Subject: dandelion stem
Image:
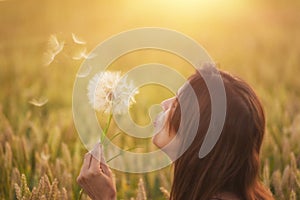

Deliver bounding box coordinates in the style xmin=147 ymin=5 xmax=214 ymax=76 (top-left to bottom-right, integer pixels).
xmin=78 ymin=189 xmax=83 ymax=200
xmin=101 ymin=113 xmax=113 ymax=143
xmin=107 ymin=146 xmax=139 ymax=163
xmin=104 ymin=131 xmax=122 ymax=146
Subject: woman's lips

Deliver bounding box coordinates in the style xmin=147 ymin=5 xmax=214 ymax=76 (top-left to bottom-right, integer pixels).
xmin=153 ymin=111 xmax=166 ymax=131
xmin=153 ymin=119 xmax=158 ymax=127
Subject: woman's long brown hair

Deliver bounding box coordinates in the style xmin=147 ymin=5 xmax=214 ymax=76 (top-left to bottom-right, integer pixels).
xmin=168 ymin=66 xmax=274 ymax=200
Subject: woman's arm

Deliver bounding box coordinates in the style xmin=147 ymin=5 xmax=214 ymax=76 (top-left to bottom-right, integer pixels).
xmin=77 ymin=144 xmax=116 ymax=200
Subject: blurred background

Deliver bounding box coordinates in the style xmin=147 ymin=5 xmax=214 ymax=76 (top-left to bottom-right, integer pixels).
xmin=0 ymin=0 xmax=300 ymax=199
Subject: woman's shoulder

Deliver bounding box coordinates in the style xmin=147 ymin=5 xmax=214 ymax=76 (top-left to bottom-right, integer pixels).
xmin=210 ymin=191 xmax=241 ymax=200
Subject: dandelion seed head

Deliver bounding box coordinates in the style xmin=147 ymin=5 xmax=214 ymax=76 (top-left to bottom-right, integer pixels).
xmin=87 ymin=71 xmax=139 ymax=115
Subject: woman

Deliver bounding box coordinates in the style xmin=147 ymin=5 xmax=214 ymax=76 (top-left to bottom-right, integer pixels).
xmin=77 ymin=64 xmax=274 ymax=200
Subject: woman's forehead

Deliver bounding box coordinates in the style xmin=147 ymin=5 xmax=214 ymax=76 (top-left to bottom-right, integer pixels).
xmin=177 ymin=85 xmax=184 ymax=95
xmin=176 ymin=81 xmax=196 ymax=98
xmin=177 ymin=82 xmax=188 ymax=95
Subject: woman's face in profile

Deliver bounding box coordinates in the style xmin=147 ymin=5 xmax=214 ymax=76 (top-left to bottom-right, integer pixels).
xmin=152 ymin=96 xmax=177 ymax=148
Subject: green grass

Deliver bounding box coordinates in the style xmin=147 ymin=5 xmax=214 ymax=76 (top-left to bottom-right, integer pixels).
xmin=0 ymin=0 xmax=300 ymax=199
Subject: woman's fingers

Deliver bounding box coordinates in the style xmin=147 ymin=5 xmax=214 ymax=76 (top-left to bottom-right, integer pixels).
xmin=88 ymin=142 xmax=107 ymax=165
xmin=89 ymin=142 xmax=103 ymax=174
xmin=77 ymin=153 xmax=92 ymax=184
xmin=79 ymin=143 xmax=110 ymax=178
xmin=89 ymin=153 xmax=102 ymax=174
xmin=77 ymin=144 xmax=117 ymax=200
xmin=82 ymin=153 xmax=92 ymax=171
xmin=90 ymin=142 xmax=102 ymax=161
xmin=100 ymin=162 xmax=112 ymax=177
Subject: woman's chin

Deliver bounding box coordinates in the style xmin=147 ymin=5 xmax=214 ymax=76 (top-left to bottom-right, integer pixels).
xmin=151 ymin=133 xmax=160 ymax=148
xmin=152 ymin=132 xmax=166 ymax=149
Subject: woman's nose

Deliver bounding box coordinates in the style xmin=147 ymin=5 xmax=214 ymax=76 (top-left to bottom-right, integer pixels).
xmin=161 ymin=97 xmax=175 ymax=111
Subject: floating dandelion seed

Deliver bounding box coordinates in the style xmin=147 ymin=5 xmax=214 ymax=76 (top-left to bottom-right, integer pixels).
xmin=43 ymin=34 xmax=64 ymax=66
xmin=72 ymin=33 xmax=86 ymax=45
xmin=73 ymin=47 xmax=96 ymax=60
xmin=87 ymin=71 xmax=139 ymax=115
xmin=29 ymin=97 xmax=48 ymax=107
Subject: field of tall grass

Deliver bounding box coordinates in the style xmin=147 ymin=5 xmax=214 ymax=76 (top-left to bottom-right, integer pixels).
xmin=0 ymin=0 xmax=300 ymax=199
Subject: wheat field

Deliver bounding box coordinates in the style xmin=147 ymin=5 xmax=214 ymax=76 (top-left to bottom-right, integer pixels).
xmin=0 ymin=0 xmax=300 ymax=199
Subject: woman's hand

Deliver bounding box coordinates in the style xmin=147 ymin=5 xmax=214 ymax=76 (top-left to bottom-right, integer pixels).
xmin=77 ymin=144 xmax=116 ymax=200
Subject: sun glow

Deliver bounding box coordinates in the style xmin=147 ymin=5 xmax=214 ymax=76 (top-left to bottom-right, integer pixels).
xmin=155 ymin=0 xmax=247 ymax=14
xmin=118 ymin=0 xmax=251 ymax=26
